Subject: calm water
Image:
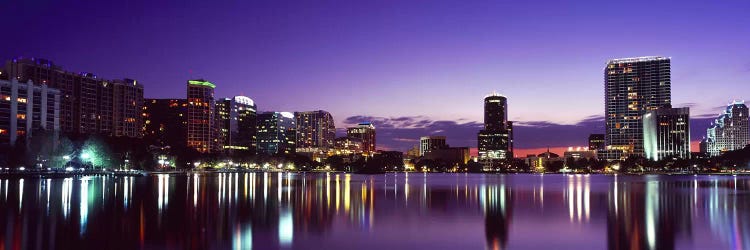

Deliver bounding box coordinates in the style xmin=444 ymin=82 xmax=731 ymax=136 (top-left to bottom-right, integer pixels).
xmin=0 ymin=173 xmax=749 ymax=249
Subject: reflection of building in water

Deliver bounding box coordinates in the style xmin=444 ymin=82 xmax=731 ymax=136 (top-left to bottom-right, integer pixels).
xmin=607 ymin=178 xmax=693 ymax=250
xmin=704 ymin=178 xmax=750 ymax=249
xmin=480 ymin=184 xmax=513 ymax=250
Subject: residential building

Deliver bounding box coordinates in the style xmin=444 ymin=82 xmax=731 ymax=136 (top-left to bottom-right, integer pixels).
xmin=4 ymin=57 xmax=143 ymax=138
xmin=0 ymin=79 xmax=60 ymax=146
xmin=295 ymin=110 xmax=335 ymax=153
xmin=604 ymin=56 xmax=671 ymax=160
xmin=347 ymin=122 xmax=376 ymax=155
xmin=702 ymin=101 xmax=749 ymax=156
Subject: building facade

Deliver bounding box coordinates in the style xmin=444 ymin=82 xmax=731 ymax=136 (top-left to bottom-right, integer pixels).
xmin=419 ymin=136 xmax=447 ymax=156
xmin=588 ymin=134 xmax=605 ymax=151
xmin=4 ymin=57 xmax=143 ymax=138
xmin=0 ymin=79 xmax=60 ymax=146
xmin=478 ymin=93 xmax=513 ymax=160
xmin=216 ymin=96 xmax=257 ymax=153
xmin=186 ymin=79 xmax=216 ymax=153
xmin=424 ymin=147 xmax=471 ymax=164
xmin=295 ymin=110 xmax=335 ymax=152
xmin=256 ymin=112 xmax=296 ymax=155
xmin=347 ymin=122 xmax=376 ymax=155
xmin=702 ymin=101 xmax=749 ymax=156
xmin=143 ymin=99 xmax=187 ymax=148
xmin=604 ymin=56 xmax=671 ymax=160
xmin=643 ymin=106 xmax=690 ymax=161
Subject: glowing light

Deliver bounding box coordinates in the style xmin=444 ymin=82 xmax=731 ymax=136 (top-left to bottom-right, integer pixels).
xmin=279 ymin=209 xmax=293 ymax=246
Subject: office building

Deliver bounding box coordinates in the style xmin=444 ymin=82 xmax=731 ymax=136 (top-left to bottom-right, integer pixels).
xmin=643 ymin=106 xmax=690 ymax=161
xmin=478 ymin=92 xmax=513 ymax=160
xmin=4 ymin=57 xmax=143 ymax=138
xmin=216 ymin=96 xmax=257 ymax=153
xmin=604 ymin=56 xmax=671 ymax=160
xmin=702 ymin=101 xmax=749 ymax=156
xmin=256 ymin=112 xmax=296 ymax=155
xmin=419 ymin=136 xmax=447 ymax=156
xmin=347 ymin=122 xmax=376 ymax=155
xmin=0 ymin=79 xmax=60 ymax=146
xmin=563 ymin=147 xmax=598 ymax=160
xmin=143 ymin=99 xmax=187 ymax=147
xmin=186 ymin=79 xmax=216 ymax=153
xmin=588 ymin=134 xmax=605 ymax=151
xmin=295 ymin=110 xmax=335 ymax=152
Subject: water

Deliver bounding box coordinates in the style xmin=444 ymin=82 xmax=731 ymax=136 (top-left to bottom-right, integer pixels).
xmin=0 ymin=173 xmax=748 ymax=249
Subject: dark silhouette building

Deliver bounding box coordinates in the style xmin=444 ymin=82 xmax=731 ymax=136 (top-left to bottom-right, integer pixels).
xmin=143 ymin=99 xmax=187 ymax=148
xmin=478 ymin=93 xmax=513 ymax=160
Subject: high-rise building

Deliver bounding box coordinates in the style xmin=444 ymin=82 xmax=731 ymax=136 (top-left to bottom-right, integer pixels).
xmin=143 ymin=99 xmax=187 ymax=147
xmin=5 ymin=57 xmax=144 ymax=138
xmin=478 ymin=93 xmax=513 ymax=160
xmin=295 ymin=110 xmax=335 ymax=151
xmin=347 ymin=122 xmax=376 ymax=155
xmin=186 ymin=79 xmax=216 ymax=153
xmin=643 ymin=106 xmax=690 ymax=161
xmin=588 ymin=134 xmax=605 ymax=151
xmin=256 ymin=112 xmax=296 ymax=155
xmin=216 ymin=96 xmax=257 ymax=153
xmin=702 ymin=101 xmax=749 ymax=156
xmin=0 ymin=79 xmax=60 ymax=146
xmin=604 ymin=56 xmax=671 ymax=160
xmin=419 ymin=136 xmax=447 ymax=156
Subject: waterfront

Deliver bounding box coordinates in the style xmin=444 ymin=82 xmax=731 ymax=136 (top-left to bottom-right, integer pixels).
xmin=0 ymin=173 xmax=749 ymax=249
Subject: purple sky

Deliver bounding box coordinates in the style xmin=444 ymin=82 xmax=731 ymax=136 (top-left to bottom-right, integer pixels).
xmin=3 ymin=0 xmax=749 ymax=152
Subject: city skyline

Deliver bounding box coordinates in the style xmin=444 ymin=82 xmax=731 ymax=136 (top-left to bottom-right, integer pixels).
xmin=3 ymin=0 xmax=749 ymax=154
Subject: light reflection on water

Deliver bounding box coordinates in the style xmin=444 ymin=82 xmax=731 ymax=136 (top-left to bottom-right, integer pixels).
xmin=0 ymin=173 xmax=749 ymax=249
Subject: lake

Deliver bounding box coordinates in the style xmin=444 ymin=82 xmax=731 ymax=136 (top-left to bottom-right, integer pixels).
xmin=0 ymin=173 xmax=748 ymax=249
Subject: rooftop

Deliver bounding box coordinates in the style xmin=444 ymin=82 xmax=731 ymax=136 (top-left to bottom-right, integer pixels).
xmin=607 ymin=56 xmax=670 ymax=64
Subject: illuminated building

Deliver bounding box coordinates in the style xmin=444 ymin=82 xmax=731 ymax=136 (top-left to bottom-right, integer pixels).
xmin=702 ymin=101 xmax=749 ymax=156
xmin=295 ymin=110 xmax=335 ymax=153
xmin=563 ymin=147 xmax=598 ymax=160
xmin=588 ymin=134 xmax=605 ymax=151
xmin=643 ymin=106 xmax=690 ymax=161
xmin=186 ymin=79 xmax=216 ymax=153
xmin=216 ymin=96 xmax=257 ymax=153
xmin=4 ymin=57 xmax=144 ymax=138
xmin=419 ymin=136 xmax=447 ymax=156
xmin=525 ymin=150 xmax=562 ymax=172
xmin=604 ymin=56 xmax=671 ymax=160
xmin=142 ymin=99 xmax=187 ymax=148
xmin=346 ymin=122 xmax=376 ymax=155
xmin=256 ymin=112 xmax=296 ymax=155
xmin=478 ymin=92 xmax=513 ymax=160
xmin=0 ymin=79 xmax=60 ymax=146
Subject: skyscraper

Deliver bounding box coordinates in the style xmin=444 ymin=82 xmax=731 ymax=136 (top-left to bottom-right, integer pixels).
xmin=419 ymin=136 xmax=447 ymax=156
xmin=216 ymin=96 xmax=257 ymax=153
xmin=478 ymin=93 xmax=513 ymax=160
xmin=347 ymin=122 xmax=376 ymax=155
xmin=295 ymin=110 xmax=335 ymax=151
xmin=143 ymin=99 xmax=187 ymax=148
xmin=643 ymin=106 xmax=690 ymax=161
xmin=186 ymin=79 xmax=216 ymax=153
xmin=256 ymin=112 xmax=296 ymax=155
xmin=702 ymin=101 xmax=749 ymax=156
xmin=5 ymin=57 xmax=144 ymax=138
xmin=604 ymin=56 xmax=671 ymax=160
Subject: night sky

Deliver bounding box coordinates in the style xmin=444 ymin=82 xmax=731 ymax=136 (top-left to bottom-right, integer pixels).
xmin=3 ymin=0 xmax=749 ymax=155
